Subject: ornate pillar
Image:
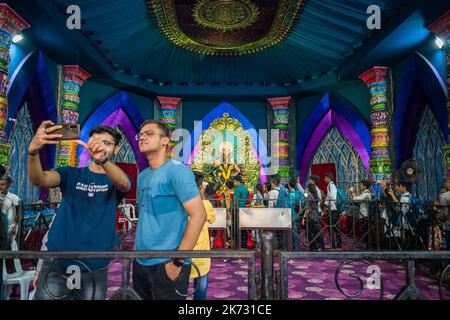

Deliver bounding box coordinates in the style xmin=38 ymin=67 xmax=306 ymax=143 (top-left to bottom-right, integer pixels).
xmin=56 ymin=65 xmax=91 ymax=167
xmin=156 ymin=96 xmax=181 ymax=158
xmin=0 ymin=3 xmax=30 ymax=165
xmin=428 ymin=11 xmax=450 ymax=174
xmin=359 ymin=66 xmax=392 ymax=181
xmin=267 ymin=96 xmax=291 ymax=184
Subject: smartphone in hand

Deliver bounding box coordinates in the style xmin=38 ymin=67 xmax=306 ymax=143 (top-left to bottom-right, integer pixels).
xmin=45 ymin=123 xmax=80 ymax=140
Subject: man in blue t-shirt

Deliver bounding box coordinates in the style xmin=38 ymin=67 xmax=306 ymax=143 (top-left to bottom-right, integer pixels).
xmin=27 ymin=121 xmax=131 ymax=300
xmin=134 ymin=119 xmax=206 ymax=300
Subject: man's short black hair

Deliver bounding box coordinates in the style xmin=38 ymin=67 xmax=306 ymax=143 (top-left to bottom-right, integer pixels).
xmin=139 ymin=119 xmax=170 ymax=138
xmin=0 ymin=175 xmax=12 ymax=184
xmin=271 ymin=174 xmax=281 ymax=186
xmin=235 ymin=175 xmax=243 ymax=183
xmin=225 ymin=179 xmax=235 ymax=190
xmin=324 ymin=172 xmax=334 ymax=181
xmin=360 ymin=180 xmax=371 ymax=189
xmin=89 ymin=125 xmax=121 ymax=145
xmin=288 ymin=177 xmax=297 ymax=189
xmin=255 ymin=184 xmax=263 ymax=193
xmin=310 ymin=175 xmax=320 ymax=184
xmin=205 ymin=183 xmax=216 ymax=197
xmin=194 ymin=171 xmax=204 ymax=189
xmin=397 ymin=180 xmax=412 ymax=192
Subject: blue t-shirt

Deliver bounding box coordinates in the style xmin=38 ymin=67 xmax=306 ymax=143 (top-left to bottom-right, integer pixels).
xmin=234 ymin=184 xmax=249 ymax=208
xmin=46 ymin=166 xmax=128 ymax=270
xmin=135 ymin=160 xmax=199 ymax=266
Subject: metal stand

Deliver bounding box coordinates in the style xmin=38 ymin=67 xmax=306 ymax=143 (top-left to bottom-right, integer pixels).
xmin=261 ymin=231 xmax=274 ymax=300
xmin=394 ymin=260 xmax=426 ymax=300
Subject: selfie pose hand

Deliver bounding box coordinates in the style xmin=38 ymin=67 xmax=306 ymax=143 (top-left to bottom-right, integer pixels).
xmin=76 ymin=137 xmax=109 ymax=164
xmin=28 ymin=121 xmax=63 ymax=155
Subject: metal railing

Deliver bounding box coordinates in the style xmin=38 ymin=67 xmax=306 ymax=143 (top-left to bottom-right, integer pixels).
xmin=0 ymin=250 xmax=257 ymax=300
xmin=275 ymin=248 xmax=450 ymax=300
xmin=209 ymin=197 xmax=449 ymax=252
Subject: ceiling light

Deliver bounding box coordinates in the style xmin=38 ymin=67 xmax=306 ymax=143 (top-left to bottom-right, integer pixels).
xmin=12 ymin=34 xmax=24 ymax=43
xmin=435 ymin=35 xmax=444 ymax=49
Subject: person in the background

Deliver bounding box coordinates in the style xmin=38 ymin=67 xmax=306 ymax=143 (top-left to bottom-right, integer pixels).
xmin=288 ymin=178 xmax=304 ymax=251
xmin=349 ymin=180 xmax=373 ymax=249
xmin=267 ymin=175 xmax=281 ymax=208
xmin=302 ymin=184 xmax=324 ymax=251
xmin=190 ymin=173 xmax=216 ymax=300
xmin=234 ymin=175 xmax=251 ymax=248
xmin=324 ymin=172 xmax=341 ymax=250
xmin=0 ymin=175 xmax=18 ymax=245
xmin=306 ymin=175 xmax=323 ymax=215
xmin=439 ymin=180 xmax=450 ymax=250
xmin=234 ymin=175 xmax=249 ymax=207
xmin=263 ymin=183 xmax=271 ymax=207
xmin=251 ymin=184 xmax=264 ymax=207
xmin=296 ymin=176 xmax=305 ymax=194
xmin=0 ymin=165 xmax=6 ymax=300
xmin=387 ymin=181 xmax=414 ymax=249
xmin=223 ymin=179 xmax=235 ymax=248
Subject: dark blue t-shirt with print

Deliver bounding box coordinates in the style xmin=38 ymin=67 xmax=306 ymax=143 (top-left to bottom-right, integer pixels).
xmin=46 ymin=166 xmax=128 ymax=270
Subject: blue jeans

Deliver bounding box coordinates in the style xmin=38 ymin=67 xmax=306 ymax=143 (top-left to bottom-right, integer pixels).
xmin=193 ymin=274 xmax=209 ymax=300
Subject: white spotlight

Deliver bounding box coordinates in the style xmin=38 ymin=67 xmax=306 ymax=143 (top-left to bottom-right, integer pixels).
xmin=435 ymin=35 xmax=444 ymax=49
xmin=12 ymin=34 xmax=24 ymax=43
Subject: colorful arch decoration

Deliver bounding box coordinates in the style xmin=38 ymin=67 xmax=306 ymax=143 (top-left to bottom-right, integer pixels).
xmin=297 ymin=93 xmax=371 ymax=184
xmin=78 ymin=91 xmax=147 ymax=170
xmin=394 ymin=52 xmax=448 ymax=168
xmin=7 ymin=50 xmax=57 ymax=169
xmin=186 ymin=102 xmax=268 ymax=183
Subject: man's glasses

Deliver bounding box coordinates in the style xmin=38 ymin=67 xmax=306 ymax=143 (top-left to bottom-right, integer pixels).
xmin=102 ymin=140 xmax=115 ymax=147
xmin=135 ymin=130 xmax=166 ymax=141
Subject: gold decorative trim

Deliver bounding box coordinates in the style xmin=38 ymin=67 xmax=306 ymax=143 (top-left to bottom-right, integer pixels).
xmin=147 ymin=0 xmax=306 ymax=56
xmin=192 ymin=0 xmax=259 ymax=32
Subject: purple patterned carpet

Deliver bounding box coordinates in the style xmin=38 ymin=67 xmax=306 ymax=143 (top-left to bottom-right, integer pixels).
xmin=106 ymin=232 xmax=446 ymax=300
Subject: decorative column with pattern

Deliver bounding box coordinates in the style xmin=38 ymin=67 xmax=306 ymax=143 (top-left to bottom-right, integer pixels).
xmin=267 ymin=96 xmax=291 ymax=184
xmin=428 ymin=11 xmax=450 ymax=173
xmin=157 ymin=96 xmax=181 ymax=158
xmin=56 ymin=65 xmax=91 ymax=167
xmin=359 ymin=66 xmax=392 ymax=181
xmin=0 ymin=3 xmax=30 ymax=165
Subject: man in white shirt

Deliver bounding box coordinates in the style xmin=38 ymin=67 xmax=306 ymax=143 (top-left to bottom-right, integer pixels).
xmin=324 ymin=172 xmax=341 ymax=249
xmin=0 ymin=176 xmax=18 ymax=245
xmin=349 ymin=180 xmax=373 ymax=248
xmin=268 ymin=176 xmax=281 ymax=208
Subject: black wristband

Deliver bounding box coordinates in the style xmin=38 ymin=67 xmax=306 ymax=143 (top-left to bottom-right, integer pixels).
xmin=94 ymin=157 xmax=109 ymax=166
xmin=28 ymin=150 xmax=39 ymax=156
xmin=172 ymin=258 xmax=185 ymax=267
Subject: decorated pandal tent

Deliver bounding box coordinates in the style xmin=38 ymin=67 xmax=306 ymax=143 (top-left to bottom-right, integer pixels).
xmin=0 ymin=0 xmax=446 ymax=212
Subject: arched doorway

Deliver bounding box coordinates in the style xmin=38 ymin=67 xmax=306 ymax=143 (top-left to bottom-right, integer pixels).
xmin=296 ymin=93 xmax=370 ymax=185
xmin=413 ymin=106 xmax=445 ymax=200
xmin=310 ymin=127 xmax=369 ymax=190
xmin=8 ymin=104 xmax=40 ymax=203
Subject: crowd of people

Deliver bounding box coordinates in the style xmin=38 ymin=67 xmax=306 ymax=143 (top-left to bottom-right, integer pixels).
xmin=203 ymin=170 xmax=450 ymax=254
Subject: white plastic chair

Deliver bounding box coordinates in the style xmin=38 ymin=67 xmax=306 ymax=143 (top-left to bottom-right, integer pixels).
xmin=122 ymin=204 xmax=137 ymax=231
xmin=2 ymin=240 xmax=35 ymax=300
